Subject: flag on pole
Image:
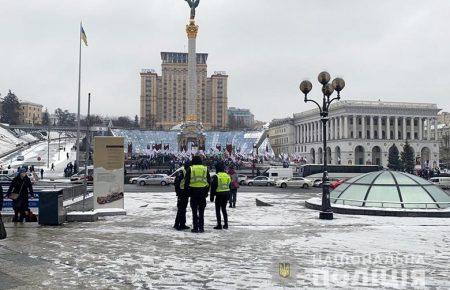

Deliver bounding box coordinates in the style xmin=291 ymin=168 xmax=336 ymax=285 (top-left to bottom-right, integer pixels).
xmin=80 ymin=24 xmax=88 ymax=46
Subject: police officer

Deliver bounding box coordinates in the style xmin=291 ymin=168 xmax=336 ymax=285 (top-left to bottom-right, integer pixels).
xmin=173 ymin=161 xmax=190 ymax=231
xmin=184 ymin=155 xmax=210 ymax=233
xmin=210 ymin=162 xmax=231 ymax=230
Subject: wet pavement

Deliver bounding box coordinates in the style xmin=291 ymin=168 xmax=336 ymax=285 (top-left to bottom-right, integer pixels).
xmin=0 ymin=188 xmax=449 ymax=289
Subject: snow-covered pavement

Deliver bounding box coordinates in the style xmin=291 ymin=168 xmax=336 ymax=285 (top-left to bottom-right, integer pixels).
xmin=0 ymin=138 xmax=76 ymax=179
xmin=0 ymin=189 xmax=449 ymax=289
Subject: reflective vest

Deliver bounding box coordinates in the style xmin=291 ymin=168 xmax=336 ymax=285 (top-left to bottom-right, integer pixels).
xmin=216 ymin=172 xmax=231 ymax=193
xmin=190 ymin=165 xmax=208 ymax=188
xmin=180 ymin=168 xmax=186 ymax=190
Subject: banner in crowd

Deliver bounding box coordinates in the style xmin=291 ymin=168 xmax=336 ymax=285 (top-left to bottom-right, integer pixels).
xmin=93 ymin=137 xmax=125 ymax=210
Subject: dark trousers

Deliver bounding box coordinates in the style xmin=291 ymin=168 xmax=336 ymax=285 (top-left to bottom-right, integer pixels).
xmin=190 ymin=195 xmax=206 ymax=231
xmin=229 ymin=188 xmax=237 ymax=207
xmin=174 ymin=195 xmax=189 ymax=227
xmin=13 ymin=210 xmax=26 ymax=222
xmin=215 ymin=194 xmax=229 ymax=226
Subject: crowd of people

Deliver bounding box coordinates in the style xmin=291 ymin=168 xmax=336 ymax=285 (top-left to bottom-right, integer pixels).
xmin=173 ymin=155 xmax=239 ymax=232
xmin=125 ymin=151 xmax=266 ymax=174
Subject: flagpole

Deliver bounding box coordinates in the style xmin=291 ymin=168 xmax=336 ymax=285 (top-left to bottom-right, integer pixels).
xmin=75 ymin=22 xmax=82 ymax=172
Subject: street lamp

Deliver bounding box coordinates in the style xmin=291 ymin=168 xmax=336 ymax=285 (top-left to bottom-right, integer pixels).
xmin=300 ymin=71 xmax=345 ymax=220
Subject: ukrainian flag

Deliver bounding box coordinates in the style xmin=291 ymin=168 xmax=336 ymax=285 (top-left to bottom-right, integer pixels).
xmin=80 ymin=24 xmax=88 ymax=46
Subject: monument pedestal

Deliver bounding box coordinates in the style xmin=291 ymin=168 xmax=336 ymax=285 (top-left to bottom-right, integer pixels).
xmin=178 ymin=121 xmax=206 ymax=151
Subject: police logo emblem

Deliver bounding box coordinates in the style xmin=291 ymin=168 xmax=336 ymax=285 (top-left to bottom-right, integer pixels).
xmin=279 ymin=262 xmax=290 ymax=278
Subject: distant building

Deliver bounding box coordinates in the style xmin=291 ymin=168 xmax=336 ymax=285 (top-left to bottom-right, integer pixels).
xmin=269 ymin=100 xmax=441 ymax=168
xmin=18 ymin=101 xmax=43 ymax=125
xmin=227 ymin=107 xmax=255 ymax=129
xmin=268 ymin=117 xmax=295 ymax=155
xmin=140 ymin=52 xmax=228 ymax=130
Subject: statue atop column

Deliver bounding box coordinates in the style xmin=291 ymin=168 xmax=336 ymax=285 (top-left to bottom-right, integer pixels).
xmin=185 ymin=0 xmax=200 ymax=20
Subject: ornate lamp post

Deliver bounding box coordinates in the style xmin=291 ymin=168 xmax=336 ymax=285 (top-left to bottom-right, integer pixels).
xmin=300 ymin=72 xmax=345 ymax=220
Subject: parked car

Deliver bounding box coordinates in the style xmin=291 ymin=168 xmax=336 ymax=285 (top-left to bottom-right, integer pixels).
xmin=429 ymin=176 xmax=450 ymax=189
xmin=238 ymin=174 xmax=248 ymax=185
xmin=245 ymin=176 xmax=275 ymax=186
xmin=138 ymin=174 xmax=171 ymax=186
xmin=129 ymin=174 xmax=151 ymax=184
xmin=70 ymin=168 xmax=94 ymax=185
xmin=276 ymin=177 xmax=313 ymax=189
xmin=313 ymin=179 xmax=323 ymax=187
xmin=16 ymin=155 xmax=25 ymax=161
xmin=330 ymin=179 xmax=345 ymax=189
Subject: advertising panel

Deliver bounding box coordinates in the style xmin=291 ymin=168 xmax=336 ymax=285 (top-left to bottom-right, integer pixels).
xmin=93 ymin=137 xmax=125 ymax=210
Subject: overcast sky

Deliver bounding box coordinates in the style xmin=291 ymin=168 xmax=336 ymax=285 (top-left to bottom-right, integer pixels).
xmin=1 ymin=0 xmax=449 ymax=122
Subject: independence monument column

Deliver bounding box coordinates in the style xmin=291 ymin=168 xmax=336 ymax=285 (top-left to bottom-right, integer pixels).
xmin=186 ymin=12 xmax=199 ymax=122
xmin=178 ymin=0 xmax=205 ymax=152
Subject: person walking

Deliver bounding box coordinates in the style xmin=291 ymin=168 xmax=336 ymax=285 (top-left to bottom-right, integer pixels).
xmin=185 ymin=155 xmax=210 ymax=233
xmin=210 ymin=162 xmax=231 ymax=230
xmin=228 ymin=166 xmax=239 ymax=208
xmin=173 ymin=161 xmax=191 ymax=231
xmin=7 ymin=167 xmax=34 ymax=223
xmin=40 ymin=168 xmax=44 ymax=180
xmin=51 ymin=163 xmax=55 ymax=171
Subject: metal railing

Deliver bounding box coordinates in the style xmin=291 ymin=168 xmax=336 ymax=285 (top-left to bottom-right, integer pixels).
xmin=331 ymin=197 xmax=450 ymax=209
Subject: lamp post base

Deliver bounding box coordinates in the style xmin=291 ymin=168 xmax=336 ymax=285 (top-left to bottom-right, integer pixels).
xmin=319 ymin=211 xmax=334 ymax=220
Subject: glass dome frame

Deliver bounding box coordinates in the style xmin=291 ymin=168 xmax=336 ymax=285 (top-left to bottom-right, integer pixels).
xmin=330 ymin=170 xmax=450 ymax=209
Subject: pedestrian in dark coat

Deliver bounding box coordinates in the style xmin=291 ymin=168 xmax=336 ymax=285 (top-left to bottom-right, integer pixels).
xmin=40 ymin=168 xmax=44 ymax=180
xmin=7 ymin=167 xmax=34 ymax=223
xmin=173 ymin=161 xmax=191 ymax=231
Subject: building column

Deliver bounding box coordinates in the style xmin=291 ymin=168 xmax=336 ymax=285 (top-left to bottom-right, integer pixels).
xmin=303 ymin=124 xmax=306 ymax=143
xmin=378 ymin=116 xmax=383 ymax=139
xmin=317 ymin=121 xmax=321 ymax=142
xmin=339 ymin=116 xmax=343 ymax=139
xmin=427 ymin=118 xmax=431 ymax=140
xmin=411 ymin=117 xmax=415 ymax=140
xmin=386 ymin=117 xmax=390 ymax=140
xmin=353 ymin=115 xmax=357 ymax=139
xmin=344 ymin=116 xmax=348 ymax=139
xmin=434 ymin=118 xmax=438 ymax=141
xmin=334 ymin=117 xmax=338 ymax=140
xmin=403 ymin=117 xmax=407 ymax=140
xmin=362 ymin=116 xmax=366 ymax=139
xmin=370 ymin=116 xmax=374 ymax=139
xmin=419 ymin=118 xmax=423 ymax=140
xmin=299 ymin=125 xmax=302 ymax=143
xmin=328 ymin=118 xmax=334 ymax=140
xmin=309 ymin=123 xmax=312 ymax=143
xmin=316 ymin=121 xmax=319 ymax=142
xmin=312 ymin=122 xmax=316 ymax=142
xmin=394 ymin=117 xmax=398 ymax=140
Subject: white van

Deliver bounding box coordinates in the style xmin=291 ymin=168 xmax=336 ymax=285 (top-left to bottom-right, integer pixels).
xmin=265 ymin=167 xmax=293 ymax=181
xmin=429 ymin=177 xmax=450 ymax=189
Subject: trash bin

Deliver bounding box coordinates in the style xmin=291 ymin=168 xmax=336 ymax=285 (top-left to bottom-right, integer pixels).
xmin=38 ymin=190 xmax=65 ymax=225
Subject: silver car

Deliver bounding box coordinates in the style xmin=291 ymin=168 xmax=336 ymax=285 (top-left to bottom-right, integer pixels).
xmin=138 ymin=174 xmax=171 ymax=186
xmin=245 ymin=176 xmax=275 ymax=186
xmin=130 ymin=174 xmax=151 ymax=184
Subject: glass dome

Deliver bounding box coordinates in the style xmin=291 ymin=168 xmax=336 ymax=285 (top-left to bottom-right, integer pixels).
xmin=330 ymin=171 xmax=450 ymax=209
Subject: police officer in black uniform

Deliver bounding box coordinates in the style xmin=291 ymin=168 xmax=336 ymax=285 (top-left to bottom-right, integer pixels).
xmin=184 ymin=155 xmax=211 ymax=233
xmin=173 ymin=161 xmax=190 ymax=230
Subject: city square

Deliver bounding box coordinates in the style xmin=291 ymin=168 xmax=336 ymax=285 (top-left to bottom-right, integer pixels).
xmin=1 ymin=0 xmax=450 ymax=289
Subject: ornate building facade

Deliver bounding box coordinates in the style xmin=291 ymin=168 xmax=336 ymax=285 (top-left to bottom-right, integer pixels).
xmin=269 ymin=100 xmax=441 ymax=168
xmin=140 ymin=52 xmax=228 ymax=130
